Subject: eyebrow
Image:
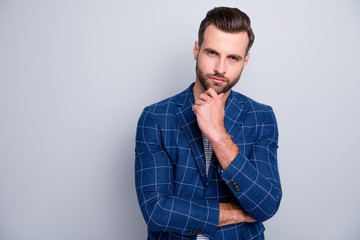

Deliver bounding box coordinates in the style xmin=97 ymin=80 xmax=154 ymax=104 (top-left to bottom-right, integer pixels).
xmin=202 ymin=47 xmax=243 ymax=60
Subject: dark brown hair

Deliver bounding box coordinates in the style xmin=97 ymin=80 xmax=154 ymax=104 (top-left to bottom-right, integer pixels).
xmin=198 ymin=7 xmax=255 ymax=54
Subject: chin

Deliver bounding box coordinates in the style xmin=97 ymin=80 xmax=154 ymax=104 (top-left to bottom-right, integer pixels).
xmin=211 ymin=83 xmax=227 ymax=94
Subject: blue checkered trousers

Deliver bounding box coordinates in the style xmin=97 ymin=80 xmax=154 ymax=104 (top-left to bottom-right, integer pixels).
xmin=135 ymin=84 xmax=282 ymax=240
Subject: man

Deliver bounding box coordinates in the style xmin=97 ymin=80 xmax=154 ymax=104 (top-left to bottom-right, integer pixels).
xmin=135 ymin=7 xmax=281 ymax=240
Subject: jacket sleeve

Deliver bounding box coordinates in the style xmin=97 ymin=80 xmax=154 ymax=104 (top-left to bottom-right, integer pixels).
xmin=220 ymin=106 xmax=282 ymax=222
xmin=135 ymin=108 xmax=219 ymax=238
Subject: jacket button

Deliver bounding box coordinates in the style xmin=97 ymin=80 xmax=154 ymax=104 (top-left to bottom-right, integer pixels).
xmin=235 ymin=186 xmax=241 ymax=193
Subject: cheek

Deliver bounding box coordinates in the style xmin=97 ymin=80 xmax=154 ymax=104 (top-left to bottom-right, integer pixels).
xmin=198 ymin=57 xmax=214 ymax=72
xmin=229 ymin=64 xmax=244 ymax=76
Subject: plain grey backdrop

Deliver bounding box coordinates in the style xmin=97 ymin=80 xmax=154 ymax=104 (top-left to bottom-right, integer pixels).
xmin=1 ymin=0 xmax=360 ymax=239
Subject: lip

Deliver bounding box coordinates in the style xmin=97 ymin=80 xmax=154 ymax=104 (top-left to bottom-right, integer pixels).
xmin=210 ymin=77 xmax=225 ymax=84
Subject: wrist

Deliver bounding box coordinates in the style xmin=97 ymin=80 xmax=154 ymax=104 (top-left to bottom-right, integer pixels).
xmin=210 ymin=131 xmax=239 ymax=170
xmin=208 ymin=127 xmax=229 ymax=146
xmin=218 ymin=203 xmax=234 ymax=227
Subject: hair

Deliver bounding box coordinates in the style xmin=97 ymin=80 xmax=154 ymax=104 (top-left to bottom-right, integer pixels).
xmin=198 ymin=7 xmax=255 ymax=54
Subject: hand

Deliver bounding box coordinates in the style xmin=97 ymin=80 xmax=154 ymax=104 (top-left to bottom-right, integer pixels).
xmin=192 ymin=88 xmax=239 ymax=170
xmin=218 ymin=202 xmax=256 ymax=227
xmin=192 ymin=88 xmax=226 ymax=141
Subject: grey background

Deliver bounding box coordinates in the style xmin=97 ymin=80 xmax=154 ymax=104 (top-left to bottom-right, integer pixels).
xmin=1 ymin=0 xmax=360 ymax=239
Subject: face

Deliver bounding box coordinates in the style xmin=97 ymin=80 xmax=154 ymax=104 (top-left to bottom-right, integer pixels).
xmin=193 ymin=24 xmax=250 ymax=95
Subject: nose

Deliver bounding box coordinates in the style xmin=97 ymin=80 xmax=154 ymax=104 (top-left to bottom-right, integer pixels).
xmin=214 ymin=57 xmax=227 ymax=75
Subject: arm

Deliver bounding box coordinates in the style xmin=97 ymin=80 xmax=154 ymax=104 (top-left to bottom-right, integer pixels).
xmin=135 ymin=107 xmax=219 ymax=238
xmin=219 ymin=109 xmax=281 ymax=222
xmin=192 ymin=88 xmax=282 ymax=222
xmin=218 ymin=202 xmax=256 ymax=227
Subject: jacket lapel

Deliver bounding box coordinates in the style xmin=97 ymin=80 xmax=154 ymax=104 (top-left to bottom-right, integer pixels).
xmin=175 ymin=85 xmax=207 ymax=186
xmin=223 ymin=91 xmax=248 ymax=139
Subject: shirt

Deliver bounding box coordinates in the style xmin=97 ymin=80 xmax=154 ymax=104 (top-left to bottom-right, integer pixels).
xmin=197 ymin=135 xmax=213 ymax=240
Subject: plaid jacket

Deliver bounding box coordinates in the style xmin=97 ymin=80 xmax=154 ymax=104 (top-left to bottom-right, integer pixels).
xmin=135 ymin=84 xmax=281 ymax=240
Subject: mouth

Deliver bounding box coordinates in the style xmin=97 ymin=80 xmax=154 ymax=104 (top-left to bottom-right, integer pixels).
xmin=210 ymin=77 xmax=225 ymax=84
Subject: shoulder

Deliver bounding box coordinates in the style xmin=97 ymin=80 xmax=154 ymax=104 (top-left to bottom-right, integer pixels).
xmin=230 ymin=91 xmax=274 ymax=113
xmin=229 ymin=91 xmax=277 ymax=130
xmin=230 ymin=91 xmax=278 ymax=139
xmin=139 ymin=85 xmax=191 ymax=124
xmin=142 ymin=91 xmax=184 ymax=115
xmin=143 ymin=96 xmax=176 ymax=116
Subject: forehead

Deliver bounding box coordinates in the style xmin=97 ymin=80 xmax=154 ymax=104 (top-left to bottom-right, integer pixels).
xmin=202 ymin=24 xmax=249 ymax=56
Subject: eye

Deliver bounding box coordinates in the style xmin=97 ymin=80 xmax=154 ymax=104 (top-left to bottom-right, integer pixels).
xmin=229 ymin=56 xmax=239 ymax=62
xmin=208 ymin=51 xmax=217 ymax=56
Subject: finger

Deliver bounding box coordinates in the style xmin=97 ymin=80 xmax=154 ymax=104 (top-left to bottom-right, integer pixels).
xmin=199 ymin=93 xmax=212 ymax=102
xmin=247 ymin=217 xmax=257 ymax=223
xmin=243 ymin=212 xmax=256 ymax=223
xmin=192 ymin=105 xmax=198 ymax=114
xmin=205 ymin=88 xmax=219 ymax=99
xmin=194 ymin=98 xmax=206 ymax=106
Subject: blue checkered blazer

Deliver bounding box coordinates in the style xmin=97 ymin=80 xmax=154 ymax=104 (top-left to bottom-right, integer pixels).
xmin=135 ymin=84 xmax=281 ymax=240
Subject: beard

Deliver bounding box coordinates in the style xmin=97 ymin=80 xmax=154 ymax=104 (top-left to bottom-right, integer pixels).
xmin=195 ymin=60 xmax=243 ymax=94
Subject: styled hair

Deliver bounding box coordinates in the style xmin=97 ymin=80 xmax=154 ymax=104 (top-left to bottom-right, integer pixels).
xmin=198 ymin=7 xmax=255 ymax=54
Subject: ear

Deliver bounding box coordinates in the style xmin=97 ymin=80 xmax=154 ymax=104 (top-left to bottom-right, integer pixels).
xmin=243 ymin=52 xmax=250 ymax=67
xmin=193 ymin=41 xmax=199 ymax=60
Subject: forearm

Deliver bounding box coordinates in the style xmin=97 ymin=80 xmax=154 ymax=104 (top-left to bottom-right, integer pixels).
xmin=220 ymin=152 xmax=282 ymax=222
xmin=210 ymin=114 xmax=281 ymax=222
xmin=209 ymin=130 xmax=239 ymax=171
xmin=218 ymin=202 xmax=256 ymax=227
xmin=137 ymin=190 xmax=219 ymax=237
xmin=136 ymin=138 xmax=219 ymax=237
xmin=207 ymin=131 xmax=281 ymax=222
xmin=209 ymin=139 xmax=281 ymax=222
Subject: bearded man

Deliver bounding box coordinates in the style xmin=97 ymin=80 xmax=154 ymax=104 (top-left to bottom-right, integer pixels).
xmin=135 ymin=7 xmax=282 ymax=240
